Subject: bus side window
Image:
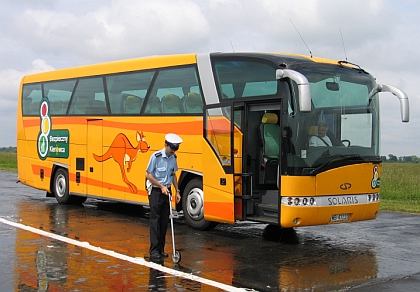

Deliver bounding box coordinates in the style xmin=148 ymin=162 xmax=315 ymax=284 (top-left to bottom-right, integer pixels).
xmin=150 ymin=66 xmax=203 ymax=115
xmin=105 ymin=70 xmax=155 ymax=115
xmin=69 ymin=77 xmax=105 ymax=115
xmin=30 ymin=102 xmax=40 ymax=115
xmin=22 ymin=97 xmax=32 ymax=115
xmin=73 ymin=97 xmax=90 ymax=114
xmin=22 ymin=84 xmax=42 ymax=116
xmin=44 ymin=79 xmax=77 ymax=116
xmin=86 ymin=100 xmax=107 ymax=115
xmin=50 ymin=100 xmax=64 ymax=115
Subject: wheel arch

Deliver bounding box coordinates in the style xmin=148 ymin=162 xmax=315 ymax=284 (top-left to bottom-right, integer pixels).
xmin=49 ymin=163 xmax=69 ymax=194
xmin=178 ymin=170 xmax=202 ymax=211
xmin=178 ymin=170 xmax=202 ymax=196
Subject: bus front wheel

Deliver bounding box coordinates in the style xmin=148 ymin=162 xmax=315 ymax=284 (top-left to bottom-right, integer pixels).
xmin=182 ymin=178 xmax=218 ymax=231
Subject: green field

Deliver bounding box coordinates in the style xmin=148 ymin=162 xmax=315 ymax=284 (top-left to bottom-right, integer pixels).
xmin=0 ymin=152 xmax=17 ymax=172
xmin=0 ymin=153 xmax=418 ymax=213
xmin=380 ymin=163 xmax=420 ymax=213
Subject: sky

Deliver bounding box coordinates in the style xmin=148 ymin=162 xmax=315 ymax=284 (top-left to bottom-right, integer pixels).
xmin=0 ymin=0 xmax=418 ymax=157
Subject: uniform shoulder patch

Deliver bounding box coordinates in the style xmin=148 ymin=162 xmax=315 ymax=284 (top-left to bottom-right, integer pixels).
xmin=154 ymin=152 xmax=162 ymax=157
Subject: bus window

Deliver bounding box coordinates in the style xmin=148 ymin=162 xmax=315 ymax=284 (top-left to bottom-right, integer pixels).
xmin=145 ymin=66 xmax=202 ymax=115
xmin=44 ymin=79 xmax=76 ymax=115
xmin=106 ymin=71 xmax=155 ymax=114
xmin=69 ymin=77 xmax=106 ymax=115
xmin=212 ymin=60 xmax=277 ymax=99
xmin=22 ymin=83 xmax=42 ymax=116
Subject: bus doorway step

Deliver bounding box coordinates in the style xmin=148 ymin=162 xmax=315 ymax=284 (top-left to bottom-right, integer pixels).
xmin=246 ymin=215 xmax=278 ymax=225
xmin=254 ymin=203 xmax=278 ymax=218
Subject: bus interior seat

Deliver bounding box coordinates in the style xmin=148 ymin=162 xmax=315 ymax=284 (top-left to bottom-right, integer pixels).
xmin=259 ymin=113 xmax=280 ymax=185
xmin=183 ymin=92 xmax=203 ymax=113
xmin=162 ymin=94 xmax=182 ymax=113
xmin=308 ymin=125 xmax=318 ymax=136
xmin=145 ymin=96 xmax=162 ymax=113
xmin=124 ymin=95 xmax=143 ymax=114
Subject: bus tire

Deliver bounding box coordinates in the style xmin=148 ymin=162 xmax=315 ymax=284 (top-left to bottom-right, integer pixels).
xmin=53 ymin=168 xmax=71 ymax=204
xmin=53 ymin=168 xmax=87 ymax=205
xmin=182 ymin=178 xmax=218 ymax=231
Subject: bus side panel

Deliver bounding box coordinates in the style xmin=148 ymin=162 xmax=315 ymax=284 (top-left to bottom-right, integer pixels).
xmin=17 ymin=139 xmax=36 ymax=186
xmin=202 ymin=139 xmax=235 ymax=224
xmin=17 ymin=117 xmax=52 ymax=192
xmin=100 ymin=126 xmax=151 ymax=203
xmin=64 ymin=119 xmax=88 ymax=196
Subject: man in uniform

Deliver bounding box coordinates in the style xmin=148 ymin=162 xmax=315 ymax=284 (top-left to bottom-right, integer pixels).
xmin=146 ymin=133 xmax=182 ymax=260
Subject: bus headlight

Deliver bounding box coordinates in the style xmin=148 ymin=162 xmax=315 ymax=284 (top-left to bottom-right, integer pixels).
xmin=282 ymin=197 xmax=316 ymax=206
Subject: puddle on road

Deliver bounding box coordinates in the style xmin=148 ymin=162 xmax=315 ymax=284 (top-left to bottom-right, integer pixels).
xmin=7 ymin=198 xmax=420 ymax=291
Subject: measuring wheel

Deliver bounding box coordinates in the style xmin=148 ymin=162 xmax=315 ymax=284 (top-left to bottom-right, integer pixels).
xmin=172 ymin=250 xmax=181 ymax=263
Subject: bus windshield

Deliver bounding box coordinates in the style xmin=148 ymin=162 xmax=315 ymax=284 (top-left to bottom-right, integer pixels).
xmin=286 ymin=64 xmax=380 ymax=175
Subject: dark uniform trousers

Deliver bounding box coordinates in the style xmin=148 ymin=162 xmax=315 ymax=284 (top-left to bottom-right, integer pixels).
xmin=148 ymin=187 xmax=170 ymax=254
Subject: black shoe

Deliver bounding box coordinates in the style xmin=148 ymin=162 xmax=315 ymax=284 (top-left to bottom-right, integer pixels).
xmin=160 ymin=252 xmax=168 ymax=257
xmin=150 ymin=252 xmax=161 ymax=260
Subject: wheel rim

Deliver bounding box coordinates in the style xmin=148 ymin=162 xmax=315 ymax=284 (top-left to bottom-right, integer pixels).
xmin=186 ymin=187 xmax=204 ymax=221
xmin=55 ymin=173 xmax=67 ymax=198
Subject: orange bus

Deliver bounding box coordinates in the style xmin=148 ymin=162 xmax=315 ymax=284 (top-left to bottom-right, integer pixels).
xmin=17 ymin=53 xmax=409 ymax=230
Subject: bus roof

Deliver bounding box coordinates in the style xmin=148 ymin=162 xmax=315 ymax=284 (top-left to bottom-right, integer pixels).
xmin=21 ymin=52 xmax=363 ymax=84
xmin=22 ymin=53 xmax=198 ymax=84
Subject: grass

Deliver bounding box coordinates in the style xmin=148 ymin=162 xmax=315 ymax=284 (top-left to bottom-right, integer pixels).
xmin=0 ymin=152 xmax=17 ymax=172
xmin=0 ymin=152 xmax=418 ymax=213
xmin=380 ymin=163 xmax=420 ymax=214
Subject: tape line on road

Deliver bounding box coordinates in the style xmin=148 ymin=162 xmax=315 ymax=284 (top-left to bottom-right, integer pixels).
xmin=0 ymin=217 xmax=249 ymax=292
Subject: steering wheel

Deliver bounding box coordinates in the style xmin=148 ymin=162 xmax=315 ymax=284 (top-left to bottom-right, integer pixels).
xmin=341 ymin=139 xmax=351 ymax=147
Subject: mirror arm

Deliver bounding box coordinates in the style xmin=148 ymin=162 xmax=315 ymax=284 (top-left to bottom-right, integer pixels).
xmin=276 ymin=69 xmax=311 ymax=112
xmin=373 ymin=84 xmax=410 ymax=122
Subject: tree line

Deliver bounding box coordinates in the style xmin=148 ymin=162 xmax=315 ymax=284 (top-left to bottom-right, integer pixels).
xmin=0 ymin=147 xmax=16 ymax=152
xmin=381 ymin=154 xmax=420 ymax=163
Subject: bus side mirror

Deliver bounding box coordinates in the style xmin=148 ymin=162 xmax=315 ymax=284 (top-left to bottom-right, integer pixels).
xmin=276 ymin=69 xmax=311 ymax=112
xmin=369 ymin=84 xmax=410 ymax=122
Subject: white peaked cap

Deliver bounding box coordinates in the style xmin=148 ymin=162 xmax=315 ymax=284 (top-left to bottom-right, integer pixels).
xmin=165 ymin=133 xmax=183 ymax=144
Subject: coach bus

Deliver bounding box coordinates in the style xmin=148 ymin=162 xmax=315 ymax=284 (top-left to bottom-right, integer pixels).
xmin=16 ymin=52 xmax=409 ymax=230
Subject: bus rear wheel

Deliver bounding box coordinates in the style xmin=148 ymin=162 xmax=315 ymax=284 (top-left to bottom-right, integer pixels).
xmin=182 ymin=178 xmax=218 ymax=231
xmin=53 ymin=168 xmax=86 ymax=205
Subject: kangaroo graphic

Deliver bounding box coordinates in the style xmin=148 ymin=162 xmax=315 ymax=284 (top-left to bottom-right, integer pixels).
xmin=93 ymin=131 xmax=150 ymax=193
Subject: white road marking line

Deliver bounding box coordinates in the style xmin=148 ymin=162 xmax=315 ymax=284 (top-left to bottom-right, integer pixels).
xmin=0 ymin=217 xmax=251 ymax=292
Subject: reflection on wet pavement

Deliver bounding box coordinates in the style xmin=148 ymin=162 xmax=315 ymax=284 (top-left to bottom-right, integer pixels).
xmin=1 ymin=170 xmax=420 ymax=291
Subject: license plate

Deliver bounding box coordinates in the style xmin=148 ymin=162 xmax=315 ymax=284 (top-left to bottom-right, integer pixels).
xmin=330 ymin=213 xmax=350 ymax=223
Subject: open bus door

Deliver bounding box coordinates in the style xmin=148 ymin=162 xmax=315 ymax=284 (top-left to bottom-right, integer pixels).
xmin=239 ymin=101 xmax=283 ymax=225
xmin=202 ymin=103 xmax=237 ymax=224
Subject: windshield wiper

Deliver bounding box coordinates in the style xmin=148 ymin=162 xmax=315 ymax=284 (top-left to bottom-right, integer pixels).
xmin=309 ymin=154 xmax=364 ymax=176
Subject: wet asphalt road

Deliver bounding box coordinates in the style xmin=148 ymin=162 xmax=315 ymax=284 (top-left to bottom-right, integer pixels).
xmin=1 ymin=170 xmax=420 ymax=291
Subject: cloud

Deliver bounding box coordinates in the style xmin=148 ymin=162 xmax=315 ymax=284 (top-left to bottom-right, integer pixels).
xmin=0 ymin=59 xmax=54 ymax=146
xmin=11 ymin=0 xmax=210 ymax=63
xmin=0 ymin=0 xmax=418 ymax=156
